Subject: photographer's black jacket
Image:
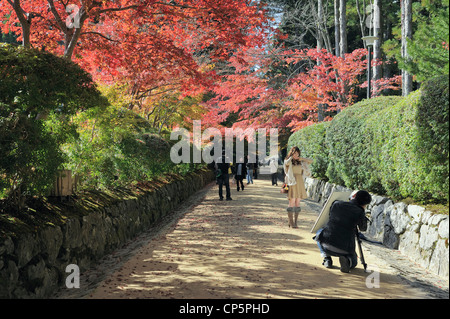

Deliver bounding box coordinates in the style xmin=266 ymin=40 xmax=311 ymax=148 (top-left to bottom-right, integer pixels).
xmin=318 ymin=200 xmax=367 ymax=253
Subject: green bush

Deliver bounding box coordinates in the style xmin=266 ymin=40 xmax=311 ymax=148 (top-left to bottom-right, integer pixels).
xmin=325 ymin=96 xmax=403 ymax=193
xmin=63 ymin=104 xmax=202 ymax=191
xmin=416 ymin=75 xmax=449 ymax=201
xmin=0 ymin=45 xmax=106 ymax=206
xmin=368 ymin=92 xmax=423 ymax=200
xmin=287 ymin=121 xmax=330 ymax=180
xmin=288 ymin=76 xmax=449 ymax=203
xmin=63 ymin=105 xmax=168 ymax=189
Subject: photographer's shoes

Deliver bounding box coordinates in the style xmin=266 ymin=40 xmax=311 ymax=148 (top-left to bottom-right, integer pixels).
xmin=339 ymin=256 xmax=352 ymax=273
xmin=322 ymin=257 xmax=333 ymax=268
xmin=321 ymin=256 xmax=353 ymax=272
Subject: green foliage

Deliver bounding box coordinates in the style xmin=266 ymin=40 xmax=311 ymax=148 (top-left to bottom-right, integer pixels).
xmin=415 ymin=76 xmax=449 ymax=200
xmin=64 ymin=105 xmax=165 ymax=189
xmin=287 ymin=121 xmax=330 ymax=180
xmin=326 ymin=96 xmax=403 ymax=193
xmin=0 ymin=44 xmax=107 ymax=118
xmin=386 ymin=1 xmax=450 ymax=82
xmin=368 ymin=92 xmax=423 ymax=200
xmin=405 ymin=2 xmax=449 ymax=81
xmin=288 ymin=77 xmax=449 ymax=203
xmin=368 ymin=77 xmax=448 ymax=203
xmin=63 ymin=103 xmax=202 ymax=191
xmin=0 ymin=44 xmax=106 ymax=206
xmin=0 ymin=108 xmax=65 ymax=205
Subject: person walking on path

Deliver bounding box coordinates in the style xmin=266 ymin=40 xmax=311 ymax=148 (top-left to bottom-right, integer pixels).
xmin=234 ymin=158 xmax=246 ymax=192
xmin=253 ymin=155 xmax=259 ymax=179
xmin=283 ymin=146 xmax=312 ymax=228
xmin=269 ymin=157 xmax=279 ymax=186
xmin=215 ymin=151 xmax=232 ymax=201
xmin=246 ymin=156 xmax=254 ymax=185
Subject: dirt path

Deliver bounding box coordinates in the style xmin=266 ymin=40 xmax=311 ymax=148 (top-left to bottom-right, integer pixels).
xmin=55 ymin=178 xmax=449 ymax=299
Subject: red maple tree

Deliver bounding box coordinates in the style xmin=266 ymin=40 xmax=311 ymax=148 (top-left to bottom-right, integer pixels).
xmin=204 ymin=46 xmax=401 ymax=132
xmin=1 ymin=0 xmax=269 ymax=102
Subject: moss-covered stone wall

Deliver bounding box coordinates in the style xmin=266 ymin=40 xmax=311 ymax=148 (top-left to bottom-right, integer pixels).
xmin=0 ymin=169 xmax=214 ymax=298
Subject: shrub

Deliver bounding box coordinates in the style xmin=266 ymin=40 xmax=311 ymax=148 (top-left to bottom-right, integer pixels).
xmin=369 ymin=78 xmax=449 ymax=203
xmin=289 ymin=76 xmax=448 ymax=203
xmin=0 ymin=109 xmax=64 ymax=206
xmin=0 ymin=45 xmax=106 ymax=206
xmin=287 ymin=121 xmax=330 ymax=180
xmin=416 ymin=75 xmax=449 ymax=201
xmin=368 ymin=92 xmax=422 ymax=200
xmin=63 ymin=104 xmax=202 ymax=191
xmin=63 ymin=105 xmax=171 ymax=189
xmin=325 ymin=96 xmax=403 ymax=193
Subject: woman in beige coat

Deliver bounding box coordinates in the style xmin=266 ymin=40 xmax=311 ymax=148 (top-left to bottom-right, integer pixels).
xmin=283 ymin=146 xmax=313 ymax=228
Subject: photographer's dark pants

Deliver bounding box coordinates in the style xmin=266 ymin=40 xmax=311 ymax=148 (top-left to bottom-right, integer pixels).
xmin=218 ymin=174 xmax=231 ymax=199
xmin=315 ymin=229 xmax=358 ymax=269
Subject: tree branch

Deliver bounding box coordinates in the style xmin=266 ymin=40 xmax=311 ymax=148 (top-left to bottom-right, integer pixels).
xmin=47 ymin=0 xmax=67 ymax=31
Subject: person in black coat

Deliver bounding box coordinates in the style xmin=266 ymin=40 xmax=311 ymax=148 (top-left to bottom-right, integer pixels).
xmin=315 ymin=190 xmax=372 ymax=273
xmin=234 ymin=157 xmax=247 ymax=192
xmin=214 ymin=151 xmax=232 ymax=201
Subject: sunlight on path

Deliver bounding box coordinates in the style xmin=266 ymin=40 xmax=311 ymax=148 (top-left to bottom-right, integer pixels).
xmin=87 ymin=178 xmax=430 ymax=299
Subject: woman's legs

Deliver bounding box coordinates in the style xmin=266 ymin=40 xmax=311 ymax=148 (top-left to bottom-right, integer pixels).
xmin=287 ymin=197 xmax=296 ymax=227
xmin=293 ymin=198 xmax=301 ymax=228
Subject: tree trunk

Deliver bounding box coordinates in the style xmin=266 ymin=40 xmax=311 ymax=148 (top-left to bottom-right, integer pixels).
xmin=10 ymin=0 xmax=31 ymax=48
xmin=339 ymin=0 xmax=347 ymax=57
xmin=317 ymin=0 xmax=324 ymax=50
xmin=317 ymin=0 xmax=325 ymax=121
xmin=401 ymin=0 xmax=413 ymax=96
xmin=373 ymin=0 xmax=382 ymax=94
xmin=334 ymin=0 xmax=340 ymax=56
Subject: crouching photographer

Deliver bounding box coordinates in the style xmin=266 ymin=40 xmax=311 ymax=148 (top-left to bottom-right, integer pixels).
xmin=314 ymin=190 xmax=372 ymax=273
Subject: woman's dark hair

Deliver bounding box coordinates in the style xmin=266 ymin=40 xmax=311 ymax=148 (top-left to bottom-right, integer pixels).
xmin=288 ymin=146 xmax=301 ymax=165
xmin=354 ymin=190 xmax=372 ymax=207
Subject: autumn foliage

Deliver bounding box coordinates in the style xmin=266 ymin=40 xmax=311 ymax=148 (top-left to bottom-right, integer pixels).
xmin=0 ymin=0 xmax=268 ymax=101
xmin=1 ymin=0 xmax=402 ymax=132
xmin=204 ymin=46 xmax=401 ymax=132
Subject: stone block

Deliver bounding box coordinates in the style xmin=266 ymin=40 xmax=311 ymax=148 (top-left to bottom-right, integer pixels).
xmin=390 ymin=202 xmax=410 ymax=235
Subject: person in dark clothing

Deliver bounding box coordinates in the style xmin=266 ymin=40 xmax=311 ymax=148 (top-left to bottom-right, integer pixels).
xmin=215 ymin=152 xmax=232 ymax=201
xmin=246 ymin=157 xmax=254 ymax=185
xmin=315 ymin=190 xmax=372 ymax=273
xmin=234 ymin=157 xmax=246 ymax=192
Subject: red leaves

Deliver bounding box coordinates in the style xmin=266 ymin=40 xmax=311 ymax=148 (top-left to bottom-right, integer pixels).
xmin=283 ymin=48 xmax=369 ymax=130
xmin=206 ymin=46 xmax=401 ymax=132
xmin=1 ymin=0 xmax=269 ymax=99
xmin=204 ymin=47 xmax=368 ymax=131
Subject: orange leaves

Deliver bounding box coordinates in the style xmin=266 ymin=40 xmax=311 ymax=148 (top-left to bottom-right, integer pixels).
xmin=204 ymin=46 xmax=374 ymax=132
xmin=0 ymin=0 xmax=269 ymax=98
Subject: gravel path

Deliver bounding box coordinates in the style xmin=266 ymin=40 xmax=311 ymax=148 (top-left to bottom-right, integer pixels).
xmin=54 ymin=178 xmax=449 ymax=299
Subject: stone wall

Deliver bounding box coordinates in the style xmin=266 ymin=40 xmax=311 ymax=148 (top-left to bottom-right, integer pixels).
xmin=0 ymin=169 xmax=214 ymax=299
xmin=304 ymin=177 xmax=449 ymax=279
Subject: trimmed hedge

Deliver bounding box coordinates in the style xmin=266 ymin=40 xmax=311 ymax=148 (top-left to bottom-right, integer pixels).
xmin=326 ymin=96 xmax=403 ymax=194
xmin=415 ymin=75 xmax=449 ymax=200
xmin=287 ymin=76 xmax=449 ymax=203
xmin=287 ymin=121 xmax=330 ymax=180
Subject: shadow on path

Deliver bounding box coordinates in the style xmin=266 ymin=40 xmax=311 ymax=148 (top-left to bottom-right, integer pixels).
xmin=55 ymin=176 xmax=449 ymax=299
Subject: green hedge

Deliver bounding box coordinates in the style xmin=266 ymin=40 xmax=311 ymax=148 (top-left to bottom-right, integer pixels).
xmin=416 ymin=75 xmax=449 ymax=200
xmin=288 ymin=76 xmax=449 ymax=203
xmin=326 ymin=96 xmax=403 ymax=194
xmin=287 ymin=121 xmax=330 ymax=180
xmin=0 ymin=44 xmax=107 ymax=206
